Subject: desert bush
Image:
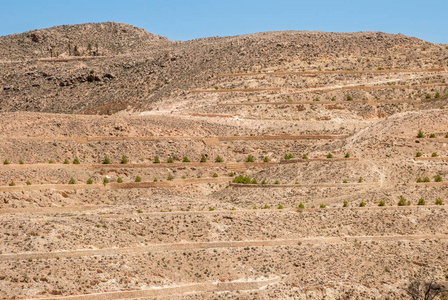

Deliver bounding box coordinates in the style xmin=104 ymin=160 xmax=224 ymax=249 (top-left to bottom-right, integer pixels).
xmin=343 ymin=201 xmax=348 ymax=207
xmin=416 ymin=152 xmax=422 ymax=157
xmin=73 ymin=157 xmax=80 ymax=164
xmin=26 ymin=180 xmax=32 ymax=185
xmin=358 ymin=177 xmax=363 ymax=183
xmin=229 ymin=172 xmax=234 ymax=177
xmin=167 ymin=174 xmax=174 ymax=181
xmin=417 ymin=130 xmax=424 ymax=138
xmin=425 ymin=93 xmax=431 ymax=99
xmin=63 ymin=159 xmax=70 ymax=164
xmin=417 ymin=178 xmax=423 ymax=183
xmin=167 ymin=157 xmax=174 ymax=163
xmin=434 ymin=174 xmax=442 ymax=182
xmin=347 ymin=95 xmax=353 ymax=101
xmin=135 ymin=176 xmax=142 ymax=182
xmin=431 ymin=152 xmax=437 ymax=157
xmin=87 ymin=178 xmax=93 ymax=184
xmin=154 ymin=156 xmax=160 ymax=163
xmin=209 ymin=207 xmax=215 ymax=211
xmin=117 ymin=177 xmax=123 ymax=183
xmin=429 ymin=133 xmax=436 ymax=138
xmin=246 ymin=155 xmax=255 ymax=162
xmin=200 ymin=155 xmax=206 ymax=163
xmin=68 ymin=177 xmax=76 ymax=184
xmin=345 ymin=153 xmax=350 ymax=158
xmin=435 ymin=92 xmax=440 ymax=98
xmin=9 ymin=181 xmax=15 ymax=186
xmin=263 ymin=156 xmax=269 ymax=162
xmin=233 ymin=175 xmax=251 ymax=184
xmin=378 ymin=200 xmax=385 ymax=206
xmin=398 ymin=196 xmax=407 ymax=206
xmin=212 ymin=173 xmax=218 ymax=178
xmin=274 ymin=180 xmax=280 ymax=184
xmin=418 ymin=198 xmax=425 ymax=205
xmin=327 ymin=153 xmax=333 ymax=159
xmin=261 ymin=179 xmax=266 ymax=185
xmin=320 ymin=204 xmax=326 ymax=208
xmin=19 ymin=160 xmax=24 ymax=164
xmin=446 ymin=133 xmax=448 ymax=138
xmin=359 ymin=201 xmax=366 ymax=207
xmin=435 ymin=198 xmax=443 ymax=205
xmin=262 ymin=204 xmax=270 ymax=209
xmin=182 ymin=156 xmax=190 ymax=163
xmin=103 ymin=156 xmax=110 ymax=164
xmin=137 ymin=209 xmax=143 ymax=213
xmin=284 ymin=153 xmax=294 ymax=160
xmin=215 ymin=156 xmax=223 ymax=163
xmin=423 ymin=177 xmax=431 ymax=182
xmin=302 ymin=154 xmax=308 ymax=159
xmin=153 ymin=178 xmax=158 ymax=182
xmin=49 ymin=159 xmax=54 ymax=164
xmin=103 ymin=177 xmax=109 ymax=184
xmin=121 ymin=156 xmax=128 ymax=164
xmin=277 ymin=204 xmax=284 ymax=209
xmin=3 ymin=159 xmax=9 ymax=165
xmin=298 ymin=203 xmax=305 ymax=209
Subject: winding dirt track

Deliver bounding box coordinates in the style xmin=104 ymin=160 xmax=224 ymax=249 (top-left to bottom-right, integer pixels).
xmin=26 ymin=277 xmax=281 ymax=300
xmin=3 ymin=235 xmax=448 ymax=261
xmin=215 ymin=68 xmax=447 ymax=77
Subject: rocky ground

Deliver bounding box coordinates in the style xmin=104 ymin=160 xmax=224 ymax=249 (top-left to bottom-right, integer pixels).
xmin=0 ymin=23 xmax=448 ymax=299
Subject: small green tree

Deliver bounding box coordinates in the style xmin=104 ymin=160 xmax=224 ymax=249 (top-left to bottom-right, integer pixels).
xmin=103 ymin=156 xmax=111 ymax=164
xmin=135 ymin=176 xmax=142 ymax=182
xmin=346 ymin=95 xmax=353 ymax=101
xmin=343 ymin=200 xmax=348 ymax=207
xmin=250 ymin=178 xmax=257 ymax=184
xmin=298 ymin=203 xmax=305 ymax=209
xmin=153 ymin=177 xmax=158 ymax=182
xmin=434 ymin=174 xmax=442 ymax=182
xmin=274 ymin=180 xmax=280 ymax=184
xmin=425 ymin=93 xmax=431 ymax=99
xmin=103 ymin=177 xmax=109 ymax=184
xmin=63 ymin=159 xmax=70 ymax=164
xmin=431 ymin=152 xmax=438 ymax=157
xmin=200 ymin=155 xmax=206 ymax=163
xmin=302 ymin=154 xmax=308 ymax=159
xmin=417 ymin=178 xmax=423 ymax=183
xmin=215 ymin=156 xmax=223 ymax=163
xmin=26 ymin=180 xmax=32 ymax=186
xmin=49 ymin=159 xmax=54 ymax=164
xmin=68 ymin=177 xmax=76 ymax=184
xmin=435 ymin=198 xmax=443 ymax=205
xmin=263 ymin=156 xmax=269 ymax=162
xmin=87 ymin=178 xmax=93 ymax=184
xmin=418 ymin=198 xmax=425 ymax=205
xmin=423 ymin=177 xmax=431 ymax=182
xmin=284 ymin=153 xmax=294 ymax=160
xmin=261 ymin=179 xmax=266 ymax=185
xmin=343 ymin=179 xmax=348 ymax=183
xmin=9 ymin=181 xmax=15 ymax=186
xmin=429 ymin=133 xmax=436 ymax=138
xmin=327 ymin=153 xmax=333 ymax=159
xmin=416 ymin=152 xmax=422 ymax=157
xmin=167 ymin=157 xmax=174 ymax=163
xmin=167 ymin=174 xmax=174 ymax=181
xmin=358 ymin=177 xmax=363 ymax=183
xmin=120 ymin=155 xmax=128 ymax=164
xmin=378 ymin=200 xmax=385 ymax=206
xmin=3 ymin=159 xmax=10 ymax=165
xmin=154 ymin=156 xmax=160 ymax=163
xmin=345 ymin=153 xmax=350 ymax=158
xmin=277 ymin=204 xmax=284 ymax=209
xmin=117 ymin=177 xmax=123 ymax=183
xmin=359 ymin=201 xmax=366 ymax=207
xmin=320 ymin=203 xmax=326 ymax=208
xmin=417 ymin=130 xmax=424 ymax=138
xmin=19 ymin=160 xmax=24 ymax=164
xmin=73 ymin=157 xmax=80 ymax=164
xmin=182 ymin=157 xmax=190 ymax=163
xmin=398 ymin=196 xmax=407 ymax=206
xmin=246 ymin=155 xmax=255 ymax=163
xmin=212 ymin=173 xmax=218 ymax=178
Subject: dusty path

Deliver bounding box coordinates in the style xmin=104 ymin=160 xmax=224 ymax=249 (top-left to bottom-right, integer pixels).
xmin=26 ymin=277 xmax=280 ymax=300
xmin=3 ymin=235 xmax=447 ymax=261
xmin=215 ymin=68 xmax=447 ymax=77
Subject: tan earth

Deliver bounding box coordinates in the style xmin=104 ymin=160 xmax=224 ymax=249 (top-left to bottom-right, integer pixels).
xmin=0 ymin=22 xmax=448 ymax=299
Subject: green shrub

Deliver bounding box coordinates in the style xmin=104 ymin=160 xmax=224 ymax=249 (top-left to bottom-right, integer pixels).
xmin=416 ymin=152 xmax=422 ymax=157
xmin=431 ymin=152 xmax=437 ymax=157
xmin=212 ymin=173 xmax=218 ymax=178
xmin=284 ymin=153 xmax=294 ymax=160
xmin=274 ymin=180 xmax=280 ymax=184
xmin=343 ymin=179 xmax=348 ymax=183
xmin=298 ymin=203 xmax=305 ymax=209
xmin=327 ymin=153 xmax=333 ymax=159
xmin=246 ymin=155 xmax=255 ymax=163
xmin=253 ymin=205 xmax=257 ymax=209
xmin=295 ymin=181 xmax=298 ymax=184
xmin=416 ymin=178 xmax=423 ymax=183
xmin=446 ymin=133 xmax=448 ymax=138
xmin=215 ymin=156 xmax=223 ymax=163
xmin=167 ymin=157 xmax=174 ymax=163
xmin=314 ymin=97 xmax=320 ymax=101
xmin=103 ymin=177 xmax=109 ymax=184
xmin=103 ymin=156 xmax=110 ymax=164
xmin=425 ymin=93 xmax=431 ymax=99
xmin=429 ymin=133 xmax=436 ymax=138
xmin=209 ymin=207 xmax=215 ymax=211
xmin=117 ymin=177 xmax=123 ymax=183
xmin=263 ymin=156 xmax=269 ymax=162
xmin=346 ymin=95 xmax=353 ymax=101
xmin=135 ymin=176 xmax=142 ymax=182
xmin=9 ymin=181 xmax=15 ymax=186
xmin=26 ymin=180 xmax=32 ymax=186
xmin=229 ymin=172 xmax=234 ymax=177
xmin=417 ymin=130 xmax=424 ymax=138
xmin=137 ymin=209 xmax=143 ymax=213
xmin=154 ymin=156 xmax=160 ymax=164
xmin=277 ymin=204 xmax=284 ymax=209
xmin=87 ymin=178 xmax=93 ymax=184
xmin=358 ymin=177 xmax=363 ymax=183
xmin=200 ymin=155 xmax=206 ymax=163
xmin=434 ymin=174 xmax=442 ymax=182
xmin=418 ymin=198 xmax=425 ymax=205
xmin=261 ymin=179 xmax=266 ymax=185
xmin=398 ymin=196 xmax=407 ymax=206
xmin=3 ymin=159 xmax=9 ymax=165
xmin=120 ymin=155 xmax=128 ymax=164
xmin=19 ymin=160 xmax=24 ymax=164
xmin=167 ymin=174 xmax=174 ymax=181
xmin=251 ymin=178 xmax=257 ymax=184
xmin=73 ymin=157 xmax=80 ymax=164
xmin=331 ymin=97 xmax=336 ymax=101
xmin=262 ymin=204 xmax=270 ymax=209
xmin=423 ymin=177 xmax=430 ymax=182
xmin=359 ymin=201 xmax=366 ymax=207
xmin=378 ymin=67 xmax=382 ymax=70
xmin=233 ymin=175 xmax=252 ymax=184
xmin=378 ymin=200 xmax=385 ymax=206
xmin=182 ymin=157 xmax=190 ymax=163
xmin=63 ymin=159 xmax=70 ymax=164
xmin=435 ymin=92 xmax=441 ymax=98
xmin=153 ymin=177 xmax=158 ymax=182
xmin=214 ymin=86 xmax=219 ymax=90
xmin=302 ymin=154 xmax=308 ymax=159
xmin=320 ymin=204 xmax=326 ymax=208
xmin=49 ymin=160 xmax=54 ymax=164
xmin=68 ymin=177 xmax=76 ymax=184
xmin=345 ymin=153 xmax=350 ymax=158
xmin=343 ymin=201 xmax=348 ymax=207
xmin=435 ymin=198 xmax=443 ymax=205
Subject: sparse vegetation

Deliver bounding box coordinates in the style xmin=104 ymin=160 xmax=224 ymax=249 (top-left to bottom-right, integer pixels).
xmin=429 ymin=133 xmax=436 ymax=138
xmin=345 ymin=153 xmax=350 ymax=158
xmin=320 ymin=204 xmax=326 ymax=208
xmin=435 ymin=198 xmax=443 ymax=205
xmin=263 ymin=156 xmax=269 ymax=162
xmin=135 ymin=176 xmax=142 ymax=182
xmin=87 ymin=178 xmax=93 ymax=184
xmin=417 ymin=198 xmax=425 ymax=205
xmin=434 ymin=174 xmax=442 ymax=182
xmin=246 ymin=155 xmax=255 ymax=162
xmin=154 ymin=156 xmax=160 ymax=163
xmin=182 ymin=156 xmax=190 ymax=163
xmin=200 ymin=155 xmax=206 ymax=163
xmin=9 ymin=181 xmax=15 ymax=186
xmin=378 ymin=200 xmax=385 ymax=206
xmin=167 ymin=174 xmax=174 ymax=181
xmin=284 ymin=153 xmax=294 ymax=160
xmin=359 ymin=201 xmax=366 ymax=207
xmin=167 ymin=157 xmax=174 ymax=163
xmin=63 ymin=159 xmax=70 ymax=164
xmin=117 ymin=177 xmax=123 ymax=183
xmin=417 ymin=130 xmax=424 ymax=138
xmin=423 ymin=177 xmax=430 ymax=182
xmin=431 ymin=152 xmax=437 ymax=157
xmin=103 ymin=177 xmax=109 ymax=184
xmin=215 ymin=156 xmax=223 ymax=163
xmin=120 ymin=155 xmax=128 ymax=164
xmin=398 ymin=196 xmax=407 ymax=206
xmin=274 ymin=180 xmax=280 ymax=184
xmin=298 ymin=203 xmax=305 ymax=209
xmin=73 ymin=157 xmax=80 ymax=164
xmin=103 ymin=156 xmax=110 ymax=164
xmin=416 ymin=152 xmax=422 ymax=157
xmin=277 ymin=204 xmax=284 ymax=209
xmin=68 ymin=177 xmax=76 ymax=184
xmin=26 ymin=180 xmax=32 ymax=186
xmin=343 ymin=200 xmax=348 ymax=207
xmin=302 ymin=154 xmax=308 ymax=159
xmin=212 ymin=173 xmax=218 ymax=178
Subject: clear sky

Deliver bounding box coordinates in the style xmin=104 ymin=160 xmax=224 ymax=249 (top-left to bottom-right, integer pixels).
xmin=0 ymin=0 xmax=447 ymax=44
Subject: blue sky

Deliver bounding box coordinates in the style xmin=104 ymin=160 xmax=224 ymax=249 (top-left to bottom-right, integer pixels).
xmin=0 ymin=0 xmax=447 ymax=43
